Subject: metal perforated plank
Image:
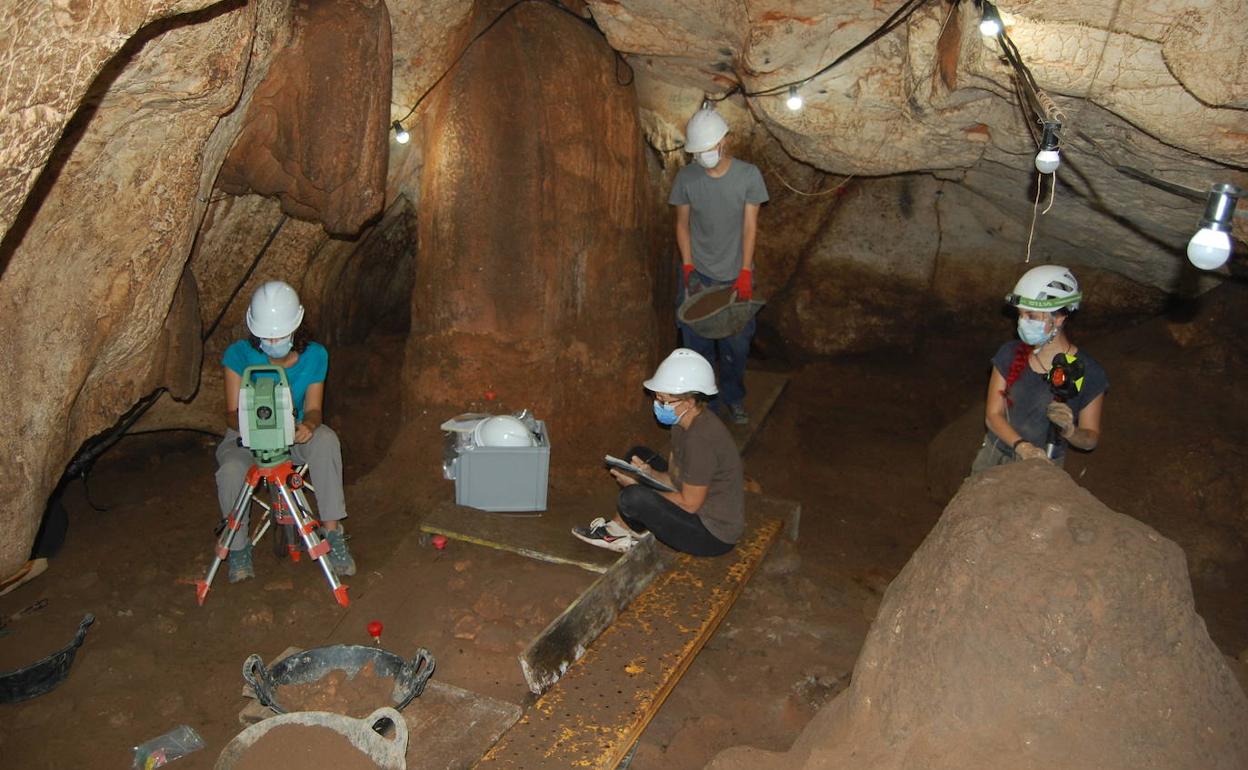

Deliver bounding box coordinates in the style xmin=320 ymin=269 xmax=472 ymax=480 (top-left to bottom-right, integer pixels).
xmin=477 ymin=513 xmax=785 ymax=769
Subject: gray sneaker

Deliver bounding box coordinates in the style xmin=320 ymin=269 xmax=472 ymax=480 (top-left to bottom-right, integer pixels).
xmin=727 ymin=403 xmax=749 ymax=425
xmin=324 ymin=529 xmax=357 ymax=576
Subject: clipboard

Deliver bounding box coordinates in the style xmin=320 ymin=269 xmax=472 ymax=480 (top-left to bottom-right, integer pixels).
xmin=604 ymin=454 xmax=676 ymax=493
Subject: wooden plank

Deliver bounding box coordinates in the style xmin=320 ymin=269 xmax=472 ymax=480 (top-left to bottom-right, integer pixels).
xmin=476 ymin=509 xmax=786 ymax=769
xmin=421 ymin=499 xmax=619 ymax=574
xmin=519 ymin=536 xmax=673 ymax=695
xmin=728 ymin=369 xmax=790 ymax=454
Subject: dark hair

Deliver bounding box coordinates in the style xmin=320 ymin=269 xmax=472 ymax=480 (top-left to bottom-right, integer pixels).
xmin=673 ymin=391 xmax=712 ymax=404
xmin=249 ymin=326 xmax=313 ymax=354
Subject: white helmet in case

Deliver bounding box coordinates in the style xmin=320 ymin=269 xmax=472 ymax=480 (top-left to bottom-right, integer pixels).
xmin=684 ymin=108 xmax=729 ymax=154
xmin=474 ymin=415 xmax=535 ymax=447
xmin=246 ymin=281 xmax=305 ymax=338
xmin=1006 ymin=265 xmax=1082 ymax=312
xmin=643 ymin=348 xmax=718 ymax=396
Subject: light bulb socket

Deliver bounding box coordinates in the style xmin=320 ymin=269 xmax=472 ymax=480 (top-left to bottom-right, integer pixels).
xmin=392 ymin=120 xmax=410 ymax=144
xmin=978 ymin=1 xmax=1003 ymax=35
xmin=1039 ymin=121 xmax=1061 ymax=152
xmin=1197 ymin=183 xmax=1242 ymax=232
xmin=785 ymin=85 xmax=803 ymax=111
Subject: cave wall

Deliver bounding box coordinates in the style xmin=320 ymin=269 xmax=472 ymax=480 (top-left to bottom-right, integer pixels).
xmin=408 ymin=1 xmax=661 ymax=463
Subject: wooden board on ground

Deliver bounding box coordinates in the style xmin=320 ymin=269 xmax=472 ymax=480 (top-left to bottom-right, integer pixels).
xmin=520 ymin=535 xmax=674 ymax=695
xmin=421 ymin=498 xmax=620 ymax=574
xmin=476 ymin=503 xmax=790 ymax=769
xmin=728 ymin=369 xmax=789 ymax=453
xmin=239 ymin=649 xmax=522 ymax=770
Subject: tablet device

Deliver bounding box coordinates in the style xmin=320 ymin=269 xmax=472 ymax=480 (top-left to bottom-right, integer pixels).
xmin=604 ymin=454 xmax=676 ymax=493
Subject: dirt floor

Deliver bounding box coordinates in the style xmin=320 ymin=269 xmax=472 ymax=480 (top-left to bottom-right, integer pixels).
xmin=1 ymin=326 xmax=1245 ymax=769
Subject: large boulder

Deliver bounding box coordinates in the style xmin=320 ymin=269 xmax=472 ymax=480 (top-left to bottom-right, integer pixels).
xmin=707 ymin=461 xmax=1248 ymax=770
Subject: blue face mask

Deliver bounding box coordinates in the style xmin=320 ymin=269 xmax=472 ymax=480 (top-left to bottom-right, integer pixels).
xmin=653 ymin=399 xmax=682 ymax=426
xmin=1017 ymin=317 xmax=1054 ymax=346
xmin=260 ymin=336 xmax=293 ymax=358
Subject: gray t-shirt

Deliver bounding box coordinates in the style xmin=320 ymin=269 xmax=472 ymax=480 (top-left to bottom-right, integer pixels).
xmin=989 ymin=341 xmax=1109 ymax=459
xmin=670 ymin=408 xmax=745 ymax=543
xmin=668 ymin=159 xmax=770 ymax=282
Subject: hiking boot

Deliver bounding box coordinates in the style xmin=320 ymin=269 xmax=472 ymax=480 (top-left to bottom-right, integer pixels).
xmin=572 ymin=517 xmax=638 ymax=553
xmin=325 ymin=529 xmax=357 ymax=576
xmin=227 ymin=545 xmax=255 ymax=584
xmin=727 ymin=402 xmax=749 ymax=425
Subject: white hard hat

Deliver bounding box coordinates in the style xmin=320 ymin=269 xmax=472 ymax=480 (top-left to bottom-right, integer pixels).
xmin=474 ymin=415 xmax=535 ymax=447
xmin=684 ymin=108 xmax=729 ymax=154
xmin=643 ymin=348 xmax=718 ymax=396
xmin=246 ymin=281 xmax=305 ymax=338
xmin=1006 ymin=265 xmax=1082 ymax=312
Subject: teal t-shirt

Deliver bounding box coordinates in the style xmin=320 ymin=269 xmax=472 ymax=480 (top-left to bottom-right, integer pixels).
xmin=222 ymin=340 xmax=328 ymax=421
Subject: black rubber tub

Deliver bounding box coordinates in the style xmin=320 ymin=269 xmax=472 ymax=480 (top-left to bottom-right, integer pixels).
xmin=243 ymin=643 xmax=435 ymax=714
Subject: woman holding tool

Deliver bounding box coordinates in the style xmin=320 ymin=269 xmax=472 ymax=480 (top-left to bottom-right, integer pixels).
xmin=971 ymin=265 xmax=1108 ymax=473
xmin=214 ymin=280 xmax=356 ymax=582
xmin=573 ymin=349 xmax=744 ymax=556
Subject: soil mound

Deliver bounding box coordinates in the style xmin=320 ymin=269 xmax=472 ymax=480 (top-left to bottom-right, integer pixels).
xmin=705 ymin=461 xmax=1248 ymax=770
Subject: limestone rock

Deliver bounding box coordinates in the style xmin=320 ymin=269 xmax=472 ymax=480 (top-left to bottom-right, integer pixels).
xmin=217 ymin=0 xmax=392 ymax=235
xmin=0 ymin=0 xmax=222 ymax=236
xmin=0 ymin=1 xmax=261 ymax=576
xmin=706 ymin=462 xmax=1248 ymax=770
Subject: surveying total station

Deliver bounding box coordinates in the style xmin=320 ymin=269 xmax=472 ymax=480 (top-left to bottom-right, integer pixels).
xmin=195 ymin=365 xmax=349 ymax=607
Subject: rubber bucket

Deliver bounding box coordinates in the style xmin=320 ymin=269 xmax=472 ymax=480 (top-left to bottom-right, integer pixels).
xmin=243 ymin=644 xmax=435 ymax=715
xmin=215 ymin=706 xmax=407 ymax=769
xmin=678 ymin=285 xmax=766 ymax=340
xmin=0 ymin=613 xmax=94 ymax=704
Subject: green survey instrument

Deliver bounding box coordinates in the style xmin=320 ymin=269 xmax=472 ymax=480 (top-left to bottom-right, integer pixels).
xmin=238 ymin=365 xmax=296 ymax=466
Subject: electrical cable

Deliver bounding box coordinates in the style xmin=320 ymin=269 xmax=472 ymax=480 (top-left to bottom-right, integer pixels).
xmin=704 ymin=0 xmax=933 ymax=103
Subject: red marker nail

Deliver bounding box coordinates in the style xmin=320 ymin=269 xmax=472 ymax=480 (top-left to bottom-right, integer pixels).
xmin=484 ymin=389 xmax=497 ymax=401
xmin=431 ymin=535 xmax=448 ymax=551
xmin=367 ymin=621 xmax=383 ymax=645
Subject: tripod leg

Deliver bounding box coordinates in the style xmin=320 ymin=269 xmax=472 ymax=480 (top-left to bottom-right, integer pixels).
xmin=197 ymin=476 xmax=258 ymax=605
xmin=275 ymin=480 xmax=349 ymax=607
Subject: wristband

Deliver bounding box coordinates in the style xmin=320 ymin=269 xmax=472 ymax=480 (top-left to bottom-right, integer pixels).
xmin=1011 ymin=438 xmax=1027 ymax=451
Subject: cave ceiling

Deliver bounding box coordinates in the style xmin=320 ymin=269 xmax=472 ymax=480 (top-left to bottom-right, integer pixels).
xmin=387 ymin=0 xmax=1247 ymax=292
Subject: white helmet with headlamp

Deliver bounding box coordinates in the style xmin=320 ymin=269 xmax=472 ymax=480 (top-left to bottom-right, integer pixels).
xmin=1006 ymin=265 xmax=1082 ymax=312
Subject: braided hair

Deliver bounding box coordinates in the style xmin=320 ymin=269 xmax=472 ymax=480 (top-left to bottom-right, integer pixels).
xmin=1000 ymin=342 xmax=1032 ymax=407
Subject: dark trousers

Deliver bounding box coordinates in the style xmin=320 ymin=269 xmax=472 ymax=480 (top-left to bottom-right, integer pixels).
xmin=616 ymin=446 xmax=733 ymax=557
xmin=677 ymin=272 xmax=753 ymax=409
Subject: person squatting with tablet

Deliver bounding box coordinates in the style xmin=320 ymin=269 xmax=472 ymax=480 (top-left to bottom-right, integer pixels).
xmin=571 ymin=349 xmax=744 ymax=557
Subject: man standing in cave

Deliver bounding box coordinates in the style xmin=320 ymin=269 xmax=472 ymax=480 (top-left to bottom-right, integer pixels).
xmin=670 ymin=106 xmax=769 ymax=425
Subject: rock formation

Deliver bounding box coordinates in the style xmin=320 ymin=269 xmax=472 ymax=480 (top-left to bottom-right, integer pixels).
xmin=706 ymin=461 xmax=1248 ymax=770
xmin=217 ymin=0 xmax=392 ymax=235
xmin=404 ymin=1 xmax=662 ymax=457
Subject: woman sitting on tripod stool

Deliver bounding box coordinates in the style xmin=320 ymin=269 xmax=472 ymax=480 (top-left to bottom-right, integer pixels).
xmin=971 ymin=265 xmax=1108 ymax=473
xmin=214 ymin=280 xmax=356 ymax=583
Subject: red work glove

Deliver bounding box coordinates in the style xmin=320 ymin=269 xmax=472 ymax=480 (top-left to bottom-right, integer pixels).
xmin=682 ymin=263 xmax=695 ymax=287
xmin=733 ymin=268 xmax=753 ymax=300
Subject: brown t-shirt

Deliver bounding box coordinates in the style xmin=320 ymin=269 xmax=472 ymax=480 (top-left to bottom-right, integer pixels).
xmin=670 ymin=408 xmax=745 ymax=543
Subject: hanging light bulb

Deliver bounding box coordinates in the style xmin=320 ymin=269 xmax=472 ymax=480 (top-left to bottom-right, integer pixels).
xmin=1034 ymin=121 xmax=1061 ymax=174
xmin=979 ymin=2 xmax=1003 ymax=36
xmin=785 ymin=85 xmax=803 ymax=112
xmin=392 ymin=120 xmax=410 ymax=145
xmin=1187 ymin=183 xmax=1241 ymax=270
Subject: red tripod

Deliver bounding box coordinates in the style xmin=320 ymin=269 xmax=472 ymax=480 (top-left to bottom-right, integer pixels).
xmin=196 ymin=459 xmax=349 ymax=607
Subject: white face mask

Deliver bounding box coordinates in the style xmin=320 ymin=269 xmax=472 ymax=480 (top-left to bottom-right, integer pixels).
xmin=696 ymin=149 xmax=720 ymax=168
xmin=1017 ymin=317 xmax=1054 ymax=346
xmin=260 ymin=335 xmax=293 ymax=358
